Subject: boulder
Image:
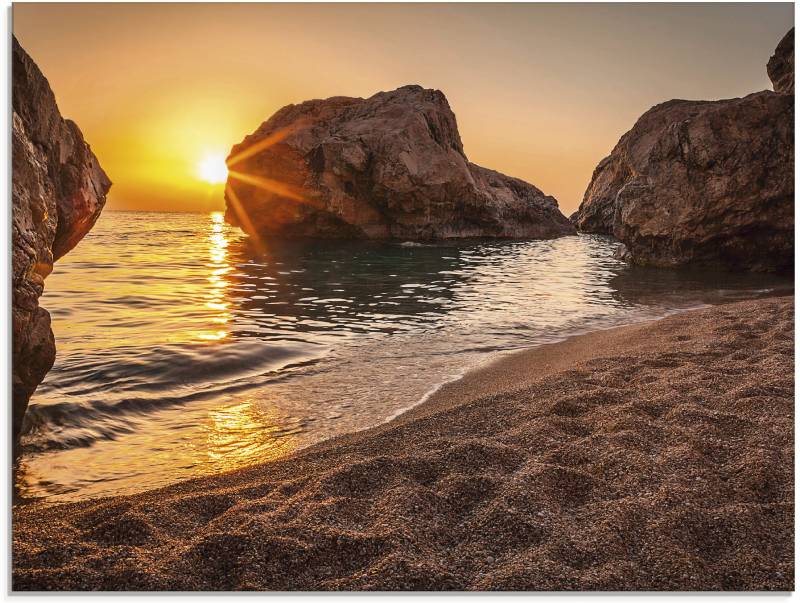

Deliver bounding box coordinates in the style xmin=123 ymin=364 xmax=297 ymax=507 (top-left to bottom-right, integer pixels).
xmin=12 ymin=37 xmax=111 ymax=443
xmin=225 ymin=85 xmax=574 ymax=241
xmin=768 ymin=28 xmax=794 ymax=95
xmin=571 ymin=29 xmax=794 ymax=273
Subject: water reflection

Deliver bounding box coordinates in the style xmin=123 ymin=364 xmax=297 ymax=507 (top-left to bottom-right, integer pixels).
xmin=222 ymin=238 xmax=466 ymax=338
xmin=15 ymin=396 xmax=300 ymax=504
xmin=608 ymin=260 xmax=795 ymax=307
xmin=15 ymin=212 xmax=793 ymax=504
xmin=198 ymin=211 xmax=232 ymax=342
xmin=205 ymin=399 xmax=298 ymax=470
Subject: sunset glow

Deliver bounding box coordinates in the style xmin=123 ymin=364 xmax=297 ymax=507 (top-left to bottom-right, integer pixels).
xmin=13 ymin=3 xmax=792 ymax=215
xmin=197 ymin=152 xmax=229 ymax=184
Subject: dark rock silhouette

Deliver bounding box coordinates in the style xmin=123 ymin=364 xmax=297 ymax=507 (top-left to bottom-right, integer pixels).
xmin=571 ymin=29 xmax=794 ymax=273
xmin=225 ymin=85 xmax=575 ymax=241
xmin=12 ymin=37 xmax=111 ymax=443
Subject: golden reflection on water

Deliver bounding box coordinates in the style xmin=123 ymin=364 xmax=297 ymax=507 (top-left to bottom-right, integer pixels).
xmin=16 ymin=211 xmax=302 ymax=504
xmin=15 ymin=397 xmax=299 ymax=504
xmin=197 ymin=211 xmax=232 ymax=342
xmin=204 ymin=399 xmax=298 ymax=473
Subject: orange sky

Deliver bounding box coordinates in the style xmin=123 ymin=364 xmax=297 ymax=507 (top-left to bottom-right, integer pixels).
xmin=13 ymin=3 xmax=794 ymax=215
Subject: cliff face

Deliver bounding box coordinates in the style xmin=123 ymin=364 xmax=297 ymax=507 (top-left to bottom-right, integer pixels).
xmin=571 ymin=29 xmax=794 ymax=273
xmin=12 ymin=37 xmax=111 ymax=443
xmin=225 ymin=85 xmax=575 ymax=241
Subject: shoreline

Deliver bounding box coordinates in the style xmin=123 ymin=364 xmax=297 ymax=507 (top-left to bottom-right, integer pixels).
xmin=17 ymin=296 xmax=718 ymax=507
xmin=14 ymin=302 xmax=708 ymax=509
xmin=13 ymin=295 xmax=794 ymax=590
xmin=383 ymin=284 xmax=792 ymax=436
xmin=381 ymin=302 xmax=712 ymax=430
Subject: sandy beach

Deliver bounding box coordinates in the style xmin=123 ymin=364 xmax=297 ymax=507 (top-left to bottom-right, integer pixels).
xmin=12 ymin=295 xmax=794 ymax=591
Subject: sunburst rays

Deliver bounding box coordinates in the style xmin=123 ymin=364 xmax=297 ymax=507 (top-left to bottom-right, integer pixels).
xmin=226 ymin=122 xmax=306 ymax=168
xmin=227 ymin=170 xmax=305 ymax=202
xmin=223 ymin=120 xmax=313 ymax=253
xmin=224 ymin=182 xmax=266 ymax=255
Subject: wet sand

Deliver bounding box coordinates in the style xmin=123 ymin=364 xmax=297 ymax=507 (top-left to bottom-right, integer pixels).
xmin=13 ymin=295 xmax=794 ymax=591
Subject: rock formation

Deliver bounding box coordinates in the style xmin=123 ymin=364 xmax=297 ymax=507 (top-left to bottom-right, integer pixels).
xmin=768 ymin=28 xmax=794 ymax=95
xmin=12 ymin=37 xmax=111 ymax=444
xmin=225 ymin=85 xmax=575 ymax=241
xmin=571 ymin=29 xmax=794 ymax=273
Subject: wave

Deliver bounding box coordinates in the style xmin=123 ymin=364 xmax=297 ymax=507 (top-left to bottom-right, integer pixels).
xmin=22 ymin=340 xmax=327 ymax=453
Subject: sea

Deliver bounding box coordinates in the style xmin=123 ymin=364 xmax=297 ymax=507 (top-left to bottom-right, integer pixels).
xmin=14 ymin=210 xmax=793 ymax=504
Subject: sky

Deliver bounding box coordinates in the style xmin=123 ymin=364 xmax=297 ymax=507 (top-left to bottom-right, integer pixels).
xmin=13 ymin=2 xmax=794 ymax=216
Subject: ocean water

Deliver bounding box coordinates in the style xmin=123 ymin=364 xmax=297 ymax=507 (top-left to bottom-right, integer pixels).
xmin=14 ymin=211 xmax=792 ymax=504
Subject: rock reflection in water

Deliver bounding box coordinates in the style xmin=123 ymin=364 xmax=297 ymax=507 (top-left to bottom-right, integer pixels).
xmin=223 ymin=237 xmax=466 ymax=339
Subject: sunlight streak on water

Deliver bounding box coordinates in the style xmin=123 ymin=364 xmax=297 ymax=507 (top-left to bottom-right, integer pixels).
xmin=197 ymin=212 xmax=232 ymax=342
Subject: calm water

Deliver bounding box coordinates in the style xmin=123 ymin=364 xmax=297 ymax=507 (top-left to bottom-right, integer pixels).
xmin=14 ymin=211 xmax=792 ymax=504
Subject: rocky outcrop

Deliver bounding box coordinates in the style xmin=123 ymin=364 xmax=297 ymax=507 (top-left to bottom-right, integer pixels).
xmin=571 ymin=29 xmax=794 ymax=273
xmin=12 ymin=37 xmax=111 ymax=443
xmin=225 ymin=85 xmax=574 ymax=241
xmin=768 ymin=28 xmax=794 ymax=95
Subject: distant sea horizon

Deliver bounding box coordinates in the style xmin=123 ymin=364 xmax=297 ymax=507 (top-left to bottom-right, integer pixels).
xmin=104 ymin=206 xmax=226 ymax=215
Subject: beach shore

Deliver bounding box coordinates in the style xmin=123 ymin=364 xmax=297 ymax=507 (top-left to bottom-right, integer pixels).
xmin=13 ymin=295 xmax=794 ymax=591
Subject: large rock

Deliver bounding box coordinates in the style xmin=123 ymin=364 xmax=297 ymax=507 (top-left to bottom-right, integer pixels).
xmin=225 ymin=85 xmax=574 ymax=240
xmin=571 ymin=30 xmax=794 ymax=273
xmin=768 ymin=28 xmax=794 ymax=95
xmin=12 ymin=37 xmax=111 ymax=443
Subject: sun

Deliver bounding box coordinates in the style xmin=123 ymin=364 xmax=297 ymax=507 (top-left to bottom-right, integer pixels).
xmin=197 ymin=152 xmax=229 ymax=184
